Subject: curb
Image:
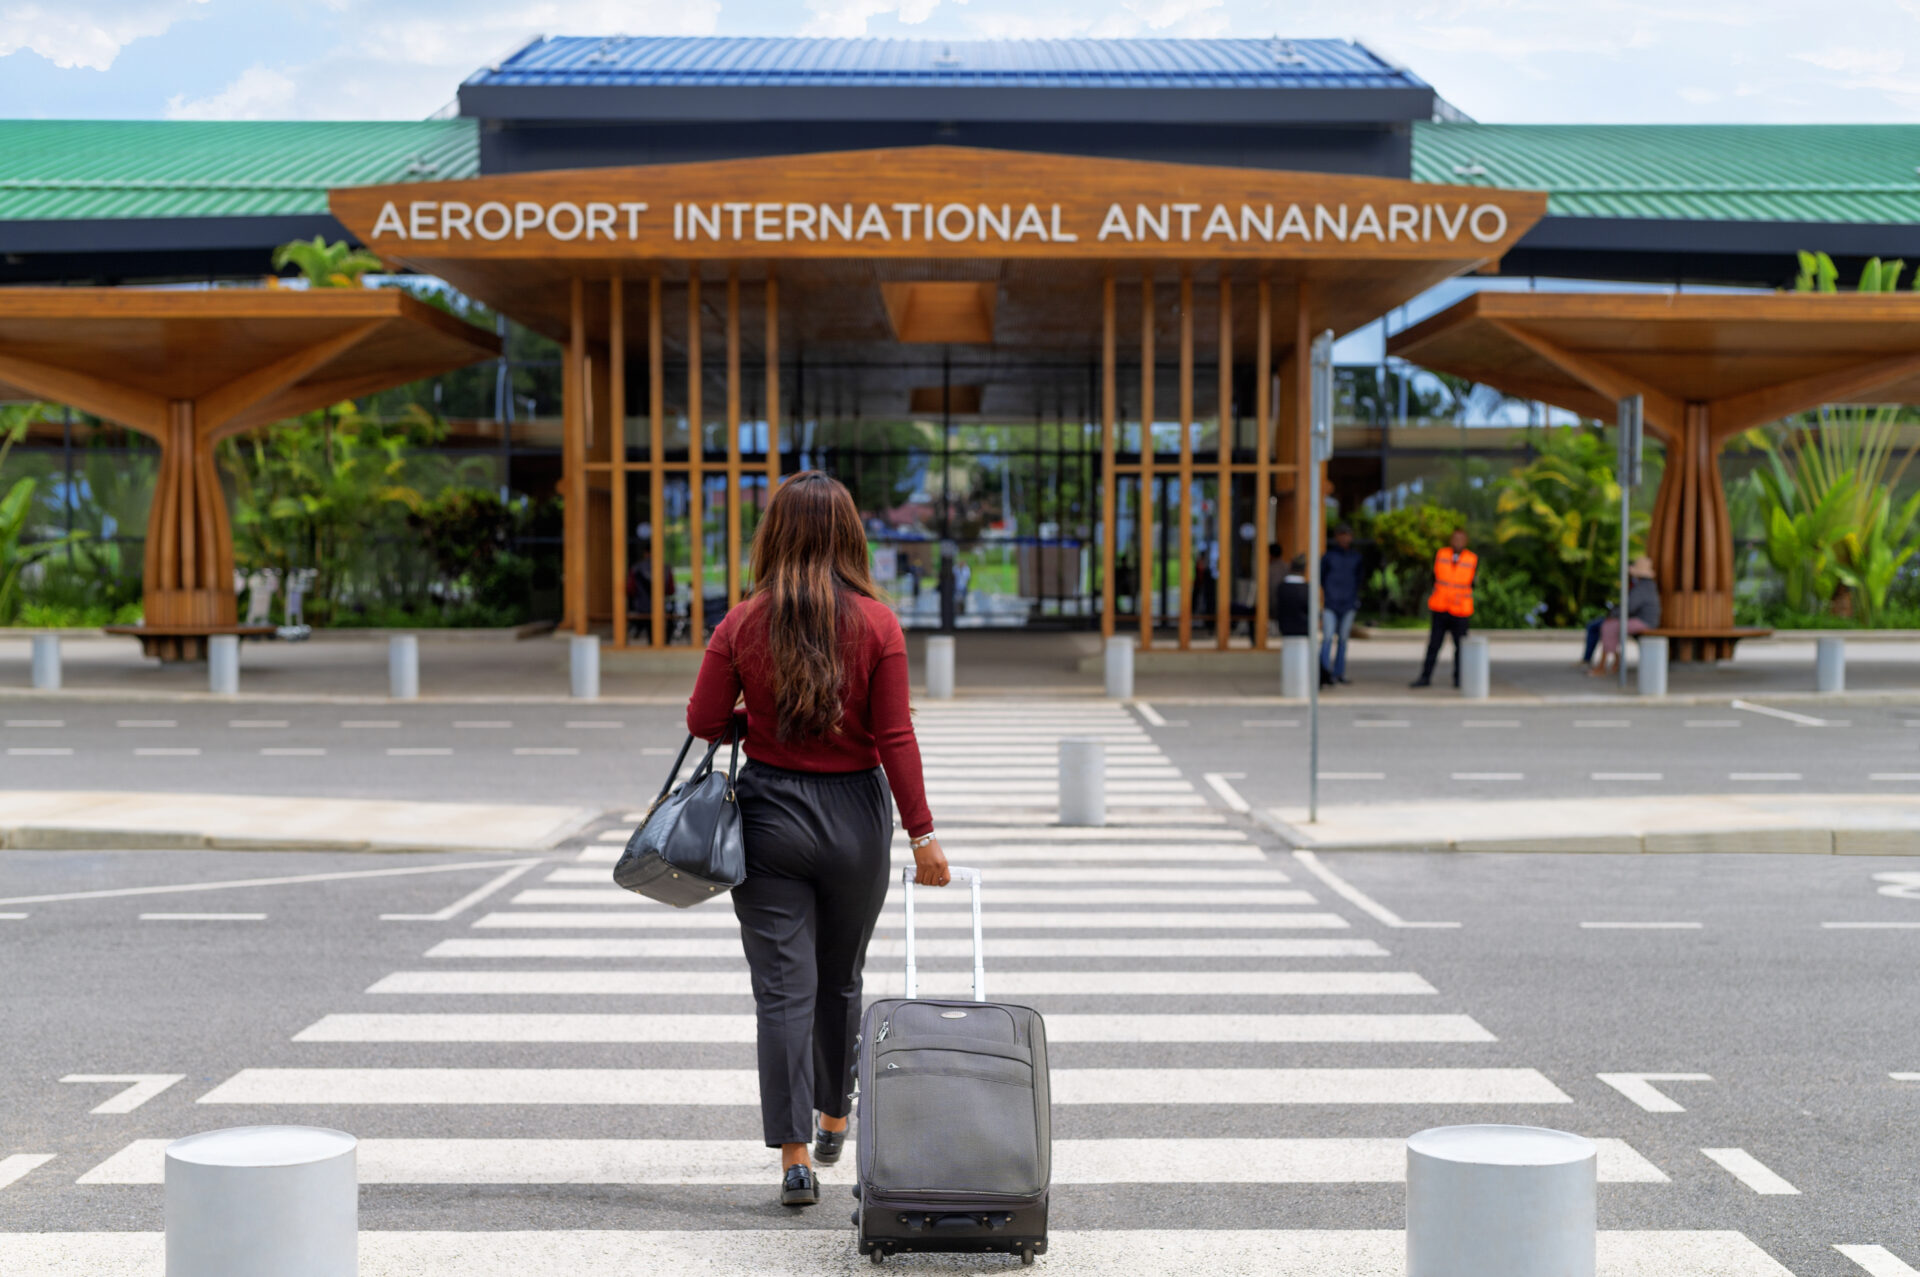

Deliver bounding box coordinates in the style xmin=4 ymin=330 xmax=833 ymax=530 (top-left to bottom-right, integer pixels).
xmin=1255 ymin=810 xmax=1920 ymax=855
xmin=0 ymin=807 xmax=601 ymax=856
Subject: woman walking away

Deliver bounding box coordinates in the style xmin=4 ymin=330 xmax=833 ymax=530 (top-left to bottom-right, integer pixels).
xmin=1592 ymin=556 xmax=1661 ymax=678
xmin=686 ymin=471 xmax=949 ymax=1209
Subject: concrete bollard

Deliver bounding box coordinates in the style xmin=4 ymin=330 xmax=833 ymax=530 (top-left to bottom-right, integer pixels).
xmin=30 ymin=634 xmax=60 ymax=690
xmin=388 ymin=634 xmax=419 ymax=700
xmin=1058 ymin=737 xmax=1106 ymax=827
xmin=925 ymin=634 xmax=955 ymax=700
xmin=207 ymin=634 xmax=240 ymax=695
xmin=1407 ymin=1125 xmax=1596 ymax=1277
xmin=1459 ymin=635 xmax=1490 ymax=699
xmin=1637 ymin=635 xmax=1668 ymax=697
xmin=166 ymin=1125 xmax=357 ymax=1277
xmin=1104 ymin=635 xmax=1135 ymax=700
xmin=1280 ymin=636 xmax=1312 ymax=699
xmin=1816 ymin=635 xmax=1845 ymax=694
xmin=570 ymin=634 xmax=601 ymax=700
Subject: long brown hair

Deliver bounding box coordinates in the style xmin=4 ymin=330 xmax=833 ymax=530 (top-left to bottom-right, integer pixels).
xmin=748 ymin=471 xmax=884 ymax=740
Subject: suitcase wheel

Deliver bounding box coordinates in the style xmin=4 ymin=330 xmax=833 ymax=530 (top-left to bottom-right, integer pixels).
xmin=869 ymin=1248 xmax=886 ymax=1265
xmin=1021 ymin=1245 xmax=1035 ymax=1266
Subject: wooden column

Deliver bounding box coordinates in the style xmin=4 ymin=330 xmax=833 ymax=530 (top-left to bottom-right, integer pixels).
xmin=1277 ymin=282 xmax=1314 ymax=570
xmin=647 ymin=275 xmax=666 ymax=650
xmin=609 ymin=276 xmax=628 ymax=648
xmin=765 ymin=272 xmax=781 ymax=484
xmin=1100 ymin=274 xmax=1117 ymax=640
xmin=584 ymin=330 xmax=613 ymax=627
xmin=1649 ymin=401 xmax=1736 ymax=660
xmin=142 ymin=399 xmax=237 ymax=658
xmin=1177 ymin=270 xmax=1194 ymax=650
xmin=1139 ymin=276 xmax=1155 ymax=649
xmin=1252 ymin=277 xmax=1272 ymax=650
xmin=725 ymin=267 xmax=742 ymax=607
xmin=687 ymin=267 xmax=704 ymax=645
xmin=1216 ymin=274 xmax=1232 ymax=650
xmin=563 ymin=276 xmax=588 ymax=635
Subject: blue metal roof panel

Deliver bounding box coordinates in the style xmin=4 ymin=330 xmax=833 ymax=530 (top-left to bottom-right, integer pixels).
xmin=471 ymin=36 xmax=1425 ymax=90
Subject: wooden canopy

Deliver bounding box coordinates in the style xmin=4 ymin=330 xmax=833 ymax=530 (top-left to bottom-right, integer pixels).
xmin=1391 ymin=291 xmax=1920 ymax=657
xmin=0 ymin=288 xmax=500 ymax=657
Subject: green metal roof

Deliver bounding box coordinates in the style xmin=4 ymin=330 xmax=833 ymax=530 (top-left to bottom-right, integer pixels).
xmin=0 ymin=120 xmax=478 ymax=221
xmin=1414 ymin=122 xmax=1920 ymax=224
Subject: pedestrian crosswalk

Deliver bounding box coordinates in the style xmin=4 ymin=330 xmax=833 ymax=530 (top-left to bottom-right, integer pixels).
xmin=31 ymin=700 xmax=1805 ymax=1275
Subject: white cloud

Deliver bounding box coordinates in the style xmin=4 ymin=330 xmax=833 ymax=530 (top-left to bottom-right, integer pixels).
xmin=165 ymin=63 xmax=294 ymax=118
xmin=802 ymin=0 xmax=946 ymax=37
xmin=1794 ymin=45 xmax=1906 ymax=77
xmin=0 ymin=0 xmax=206 ymax=70
xmin=1676 ymin=86 xmax=1719 ymax=103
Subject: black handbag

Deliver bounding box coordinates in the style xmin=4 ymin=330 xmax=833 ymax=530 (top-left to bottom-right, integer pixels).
xmin=612 ymin=731 xmax=747 ymax=907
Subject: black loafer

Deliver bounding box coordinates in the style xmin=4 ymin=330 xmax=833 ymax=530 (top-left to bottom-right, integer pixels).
xmin=814 ymin=1125 xmax=847 ymax=1165
xmin=781 ymin=1163 xmax=819 ymax=1207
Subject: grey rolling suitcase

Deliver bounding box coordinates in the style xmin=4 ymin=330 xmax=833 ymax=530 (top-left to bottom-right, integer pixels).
xmin=855 ymin=866 xmax=1051 ymax=1266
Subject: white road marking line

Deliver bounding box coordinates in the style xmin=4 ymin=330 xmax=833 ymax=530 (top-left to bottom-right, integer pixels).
xmin=566 ymin=721 xmax=625 ymax=729
xmin=295 ymin=1012 xmax=1492 ymax=1045
xmin=1243 ymin=719 xmax=1299 ymax=727
xmin=1451 ymin=772 xmax=1523 ymax=781
xmin=1701 ymin=1147 xmax=1799 ymax=1195
xmin=427 ymin=937 xmax=1389 ymax=959
xmin=923 ymin=745 xmax=1164 ymax=758
xmin=548 ymin=865 xmax=1298 ymax=886
xmin=0 ymin=912 xmax=26 ymax=919
xmin=0 ymin=857 xmax=543 ymax=908
xmin=1729 ymin=772 xmax=1801 ymax=781
xmin=901 ymin=825 xmax=1246 ymax=841
xmin=1836 ymin=1244 xmax=1920 ymax=1277
xmin=58 ymin=1074 xmax=184 ymax=1114
xmin=1889 ymin=1072 xmax=1920 ymax=1082
xmin=1353 ymin=720 xmax=1409 ymax=728
xmin=1869 ymin=774 xmax=1920 ymax=781
xmin=227 ymin=720 xmax=287 ymax=728
xmin=1581 ymin=922 xmax=1703 ymax=930
xmin=1317 ymin=772 xmax=1386 ymax=780
xmin=388 ymin=747 xmax=454 ymax=756
xmin=140 ymin=912 xmax=266 ymax=921
xmin=913 ymin=811 xmax=1231 ymax=826
xmin=929 ymin=792 xmax=1208 ymax=807
xmin=516 ymin=886 xmax=1318 ymax=908
xmin=1596 ymin=1072 xmax=1712 ymax=1113
xmin=261 ymin=747 xmax=326 ymax=756
xmin=1202 ymin=773 xmax=1252 ymax=813
xmin=1463 ymin=720 xmax=1519 ymax=728
xmin=197 ymin=1066 xmax=1563 ymax=1107
xmin=1685 ymin=719 xmax=1741 ymax=727
xmin=1575 ymin=719 xmax=1629 ymax=728
xmin=133 ymin=747 xmax=200 ymax=756
xmin=343 ymin=720 xmax=401 ymax=728
xmin=0 ymin=1154 xmax=54 ymax=1190
xmin=115 ymin=720 xmax=175 ymax=728
xmin=513 ymin=747 xmax=581 ymax=756
xmin=927 ymin=779 xmax=1195 ymax=793
xmin=1292 ymin=849 xmax=1460 ymax=929
xmin=0 ymin=1230 xmax=1807 ymax=1274
xmin=1732 ymin=698 xmax=1829 ymax=727
xmin=369 ymin=970 xmax=1431 ymax=997
xmin=638 ymin=844 xmax=1277 ymax=866
xmin=6 ymin=747 xmax=72 ymax=756
xmin=1132 ymin=703 xmax=1168 ymax=726
xmin=383 ymin=862 xmax=543 ymax=923
xmin=454 ymin=721 xmax=512 ymax=729
xmin=476 ymin=909 xmax=1348 ymax=931
xmin=4 ymin=718 xmax=63 ymax=727
xmin=929 ymin=766 xmax=1184 ymax=779
xmin=593 ymin=831 xmax=628 ymax=843
xmin=1592 ymin=772 xmax=1663 ymax=781
xmin=1824 ymin=922 xmax=1920 ymax=929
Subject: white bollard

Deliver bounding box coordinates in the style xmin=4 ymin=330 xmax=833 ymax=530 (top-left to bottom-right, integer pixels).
xmin=1058 ymin=737 xmax=1106 ymax=827
xmin=30 ymin=634 xmax=60 ymax=690
xmin=388 ymin=634 xmax=419 ymax=700
xmin=570 ymin=634 xmax=601 ymax=700
xmin=1459 ymin=635 xmax=1490 ymax=699
xmin=1104 ymin=635 xmax=1135 ymax=700
xmin=925 ymin=634 xmax=955 ymax=700
xmin=207 ymin=634 xmax=239 ymax=695
xmin=166 ymin=1126 xmax=357 ymax=1277
xmin=1280 ymin=636 xmax=1312 ymax=699
xmin=1816 ymin=635 xmax=1845 ymax=694
xmin=1637 ymin=635 xmax=1668 ymax=697
xmin=1407 ymin=1125 xmax=1596 ymax=1277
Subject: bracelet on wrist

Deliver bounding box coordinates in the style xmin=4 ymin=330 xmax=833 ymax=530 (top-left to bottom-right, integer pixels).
xmin=909 ymin=832 xmax=937 ymax=850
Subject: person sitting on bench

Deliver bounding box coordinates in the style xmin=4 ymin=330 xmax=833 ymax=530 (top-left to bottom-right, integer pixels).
xmin=1591 ymin=557 xmax=1661 ymax=677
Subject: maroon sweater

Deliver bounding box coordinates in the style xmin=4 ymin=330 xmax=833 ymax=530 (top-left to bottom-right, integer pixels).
xmin=685 ymin=593 xmax=934 ymax=838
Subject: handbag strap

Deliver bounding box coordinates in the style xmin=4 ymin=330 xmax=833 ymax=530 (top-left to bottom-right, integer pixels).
xmin=652 ymin=733 xmax=701 ymax=807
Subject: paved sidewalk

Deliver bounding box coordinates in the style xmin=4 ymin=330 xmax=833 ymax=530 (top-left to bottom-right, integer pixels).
xmin=1264 ymin=794 xmax=1920 ymax=854
xmin=0 ymin=790 xmax=593 ymax=853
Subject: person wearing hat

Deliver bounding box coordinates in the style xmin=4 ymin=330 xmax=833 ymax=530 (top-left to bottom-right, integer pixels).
xmin=1591 ymin=557 xmax=1661 ymax=677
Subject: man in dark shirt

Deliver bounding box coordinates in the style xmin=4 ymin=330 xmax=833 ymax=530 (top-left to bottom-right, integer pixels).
xmin=1319 ymin=524 xmax=1364 ymax=684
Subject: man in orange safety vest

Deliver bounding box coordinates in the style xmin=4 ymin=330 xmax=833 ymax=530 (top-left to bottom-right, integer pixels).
xmin=1411 ymin=527 xmax=1477 ymax=688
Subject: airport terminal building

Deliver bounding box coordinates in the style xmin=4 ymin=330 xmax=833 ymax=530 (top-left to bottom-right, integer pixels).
xmin=4 ymin=36 xmax=1920 ymax=648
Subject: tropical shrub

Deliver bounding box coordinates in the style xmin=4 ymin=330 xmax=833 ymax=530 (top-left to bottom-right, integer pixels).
xmin=0 ymin=404 xmax=89 ymax=624
xmin=1357 ymin=503 xmax=1469 ymax=617
xmin=1493 ymin=426 xmax=1639 ymax=626
xmin=272 ymin=237 xmax=385 ymax=288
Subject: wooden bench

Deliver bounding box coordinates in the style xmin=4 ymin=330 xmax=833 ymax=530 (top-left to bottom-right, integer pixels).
xmin=1642 ymin=626 xmax=1772 ymax=663
xmin=104 ymin=623 xmax=279 ymax=663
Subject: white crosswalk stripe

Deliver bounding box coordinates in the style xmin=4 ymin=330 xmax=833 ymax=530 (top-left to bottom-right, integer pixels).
xmin=509 ymin=887 xmax=1319 ymax=907
xmin=473 ymin=909 xmax=1352 ymax=930
xmin=366 ymin=970 xmax=1431 ymax=996
xmin=424 ymin=938 xmax=1387 ymax=959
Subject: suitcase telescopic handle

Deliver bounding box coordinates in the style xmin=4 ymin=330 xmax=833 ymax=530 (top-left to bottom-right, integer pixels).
xmin=901 ymin=865 xmax=983 ymax=1003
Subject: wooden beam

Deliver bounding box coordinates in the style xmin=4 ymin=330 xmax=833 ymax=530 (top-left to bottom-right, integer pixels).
xmin=1253 ymin=277 xmax=1271 ymax=650
xmin=1177 ymin=269 xmax=1194 ymax=651
xmin=565 ymin=276 xmax=588 ymax=635
xmin=1216 ymin=273 xmax=1232 ymax=651
xmin=610 ymin=276 xmax=629 ymax=649
xmin=0 ymin=351 xmax=167 ymax=438
xmin=648 ymin=274 xmax=667 ymax=650
xmin=1100 ymin=273 xmax=1116 ymax=641
xmin=193 ymin=320 xmax=381 ymax=438
xmin=688 ymin=266 xmax=705 ymax=646
xmin=1485 ymin=319 xmax=1686 ymax=441
xmin=765 ymin=271 xmax=780 ymax=484
xmin=726 ymin=267 xmax=742 ymax=606
xmin=1139 ymin=275 xmax=1155 ymax=650
xmin=1710 ymin=349 xmax=1920 ymax=439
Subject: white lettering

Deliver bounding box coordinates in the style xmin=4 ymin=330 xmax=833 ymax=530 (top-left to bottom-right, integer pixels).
xmin=1097 ymin=204 xmax=1132 ymax=241
xmin=474 ymin=201 xmax=511 ymax=241
xmin=585 ymin=202 xmax=617 ymax=241
xmin=619 ymin=202 xmax=647 ymax=238
xmin=371 ymin=201 xmax=406 ymax=239
xmin=821 ymin=203 xmax=854 ymax=239
xmin=440 ymin=201 xmax=473 ymax=240
xmin=1201 ymin=204 xmax=1236 ymax=242
xmin=547 ymin=201 xmax=584 ymax=241
xmin=1469 ymin=204 xmax=1509 ymax=243
xmin=687 ymin=204 xmax=722 ymax=240
xmin=1422 ymin=204 xmax=1433 ymax=240
xmin=1433 ymin=204 xmax=1469 ymax=240
xmin=1387 ymin=203 xmax=1420 ymax=241
xmin=977 ymin=203 xmax=1010 ymax=241
xmin=723 ymin=202 xmax=750 ymax=239
xmin=1172 ymin=202 xmax=1201 ymax=241
xmin=1314 ymin=204 xmax=1348 ymax=242
xmin=754 ymin=202 xmax=781 ymax=241
xmin=786 ymin=203 xmax=818 ymax=241
xmin=856 ymin=203 xmax=891 ymax=240
xmin=513 ymin=201 xmax=544 ymax=240
xmin=1049 ymin=204 xmax=1077 ymax=242
xmin=936 ymin=202 xmax=975 ymax=242
xmin=1276 ymin=204 xmax=1310 ymax=241
xmin=673 ymin=204 xmax=684 ymax=240
xmin=408 ymin=201 xmax=437 ymax=240
xmin=1350 ymin=204 xmax=1385 ymax=241
xmin=1240 ymin=204 xmax=1274 ymax=242
xmin=1136 ymin=204 xmax=1170 ymax=242
xmin=891 ymin=203 xmax=919 ymax=239
xmin=1012 ymin=204 xmax=1048 ymax=240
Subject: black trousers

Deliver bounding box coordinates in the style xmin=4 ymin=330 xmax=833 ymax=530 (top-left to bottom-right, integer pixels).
xmin=1419 ymin=609 xmax=1471 ymax=684
xmin=731 ymin=759 xmax=894 ymax=1147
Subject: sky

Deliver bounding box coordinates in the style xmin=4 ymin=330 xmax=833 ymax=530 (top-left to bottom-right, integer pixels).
xmin=0 ymin=0 xmax=1917 ymax=123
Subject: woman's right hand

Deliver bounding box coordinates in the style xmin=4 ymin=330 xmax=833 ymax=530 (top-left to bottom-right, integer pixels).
xmin=912 ymin=836 xmax=951 ymax=887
